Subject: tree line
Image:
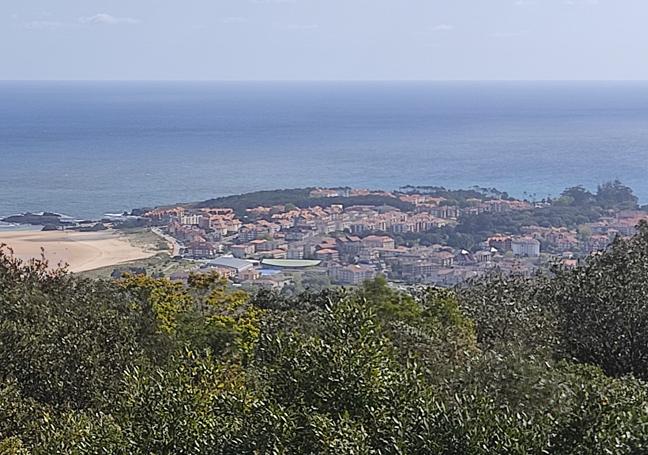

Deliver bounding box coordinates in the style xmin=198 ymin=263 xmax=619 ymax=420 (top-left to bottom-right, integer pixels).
xmin=396 ymin=180 xmax=643 ymax=250
xmin=2 ymin=223 xmax=648 ymax=452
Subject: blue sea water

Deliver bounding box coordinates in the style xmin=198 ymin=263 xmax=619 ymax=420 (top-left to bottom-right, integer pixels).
xmin=1 ymin=81 xmax=648 ymax=219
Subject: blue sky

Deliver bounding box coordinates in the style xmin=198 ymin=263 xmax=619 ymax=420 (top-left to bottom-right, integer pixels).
xmin=1 ymin=0 xmax=645 ymax=80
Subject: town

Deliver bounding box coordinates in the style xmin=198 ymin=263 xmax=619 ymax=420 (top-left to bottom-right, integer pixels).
xmin=129 ymin=182 xmax=648 ymax=290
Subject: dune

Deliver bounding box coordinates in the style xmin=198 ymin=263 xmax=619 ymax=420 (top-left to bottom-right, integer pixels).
xmin=0 ymin=229 xmax=158 ymax=273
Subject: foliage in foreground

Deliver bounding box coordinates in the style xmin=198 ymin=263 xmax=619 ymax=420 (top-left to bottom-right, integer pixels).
xmin=2 ymin=224 xmax=648 ymax=453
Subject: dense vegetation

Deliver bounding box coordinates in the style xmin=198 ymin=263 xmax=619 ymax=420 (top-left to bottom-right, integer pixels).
xmin=399 ymin=185 xmax=512 ymax=207
xmin=397 ymin=181 xmax=640 ymax=249
xmin=194 ymin=188 xmax=414 ymax=218
xmin=2 ymin=223 xmax=648 ymax=453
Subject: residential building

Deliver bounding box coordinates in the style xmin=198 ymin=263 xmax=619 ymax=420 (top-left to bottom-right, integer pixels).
xmin=186 ymin=242 xmax=218 ymax=259
xmin=315 ymin=248 xmax=339 ymax=262
xmin=362 ymin=235 xmax=395 ymax=250
xmin=329 ymin=264 xmax=376 ymax=285
xmin=180 ymin=213 xmax=203 ymax=226
xmin=511 ymin=238 xmax=541 ymax=257
xmin=231 ymin=244 xmax=255 ymax=258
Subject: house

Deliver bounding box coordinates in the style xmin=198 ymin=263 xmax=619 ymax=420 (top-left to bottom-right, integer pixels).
xmin=336 ymin=235 xmax=363 ymax=255
xmin=231 ymin=244 xmax=255 ymax=258
xmin=474 ymin=250 xmax=492 ymax=263
xmin=357 ymin=247 xmax=379 ymax=262
xmin=310 ymin=188 xmax=342 ymax=198
xmin=560 ymin=258 xmax=578 ymax=270
xmin=238 ymin=268 xmax=261 ymax=281
xmin=317 ymin=238 xmax=338 ymax=250
xmin=376 ymin=247 xmax=410 ymax=260
xmin=249 ymin=239 xmax=267 ymax=252
xmin=186 ymin=242 xmax=218 ymax=259
xmin=329 ymin=264 xmax=376 ymax=285
xmin=362 ymin=235 xmax=395 ymax=250
xmin=429 ymin=206 xmax=459 ymax=219
xmin=488 ymin=235 xmax=512 ymax=252
xmin=257 ymin=249 xmax=288 ymax=260
xmin=287 ymin=245 xmax=305 ymax=259
xmin=238 ymin=226 xmax=260 ymax=242
xmin=398 ymin=261 xmax=436 ymax=281
xmin=511 ymin=238 xmax=541 ymax=257
xmin=202 ymin=267 xmax=237 ymax=279
xmin=285 ymin=228 xmax=316 ymax=241
xmin=350 ymin=222 xmax=369 ymax=235
xmin=253 ymin=239 xmax=285 ymax=252
xmin=454 ymin=250 xmax=476 ymax=265
xmin=585 ymin=235 xmax=610 ymax=253
xmin=180 ymin=213 xmax=203 ymax=226
xmin=315 ymin=248 xmax=339 ymax=262
xmin=430 ymin=251 xmax=455 ymax=267
xmin=430 ymin=268 xmax=482 ymax=286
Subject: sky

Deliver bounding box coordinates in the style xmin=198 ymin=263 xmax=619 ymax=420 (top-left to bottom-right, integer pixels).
xmin=1 ymin=0 xmax=646 ymax=80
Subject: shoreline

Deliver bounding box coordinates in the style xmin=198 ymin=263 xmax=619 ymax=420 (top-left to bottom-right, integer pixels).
xmin=0 ymin=229 xmax=160 ymax=273
xmin=0 ymin=223 xmax=45 ymax=232
xmin=3 ymin=182 xmax=647 ymax=225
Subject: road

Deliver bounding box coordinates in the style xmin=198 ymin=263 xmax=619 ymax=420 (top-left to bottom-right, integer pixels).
xmin=151 ymin=227 xmax=182 ymax=257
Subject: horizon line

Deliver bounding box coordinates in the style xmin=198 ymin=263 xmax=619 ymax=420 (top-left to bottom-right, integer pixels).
xmin=2 ymin=79 xmax=648 ymax=83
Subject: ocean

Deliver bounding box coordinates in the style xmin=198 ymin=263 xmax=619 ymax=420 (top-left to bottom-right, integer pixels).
xmin=1 ymin=81 xmax=648 ymax=219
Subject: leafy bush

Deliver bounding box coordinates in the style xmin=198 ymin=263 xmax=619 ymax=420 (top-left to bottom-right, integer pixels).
xmin=3 ymin=226 xmax=648 ymax=453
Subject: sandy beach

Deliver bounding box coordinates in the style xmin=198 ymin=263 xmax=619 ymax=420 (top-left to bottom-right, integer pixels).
xmin=0 ymin=229 xmax=158 ymax=273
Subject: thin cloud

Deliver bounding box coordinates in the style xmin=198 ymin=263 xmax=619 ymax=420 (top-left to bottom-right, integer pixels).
xmin=565 ymin=0 xmax=599 ymax=4
xmin=514 ymin=0 xmax=537 ymax=5
xmin=221 ymin=17 xmax=249 ymax=24
xmin=23 ymin=20 xmax=67 ymax=30
xmin=251 ymin=0 xmax=296 ymax=3
xmin=431 ymin=24 xmax=454 ymax=32
xmin=78 ymin=13 xmax=140 ymax=25
xmin=284 ymin=24 xmax=319 ymax=30
xmin=492 ymin=30 xmax=528 ymax=38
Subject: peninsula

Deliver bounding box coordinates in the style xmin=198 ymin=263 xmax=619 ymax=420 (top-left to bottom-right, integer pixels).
xmin=3 ymin=181 xmax=645 ymax=281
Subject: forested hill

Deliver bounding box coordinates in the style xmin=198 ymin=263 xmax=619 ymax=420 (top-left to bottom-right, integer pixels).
xmin=3 ymin=223 xmax=648 ymax=453
xmin=194 ymin=188 xmax=414 ymax=217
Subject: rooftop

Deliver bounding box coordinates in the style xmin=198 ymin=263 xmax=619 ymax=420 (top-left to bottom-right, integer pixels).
xmin=261 ymin=258 xmax=322 ymax=268
xmin=207 ymin=256 xmax=255 ymax=271
xmin=339 ymin=264 xmax=375 ymax=272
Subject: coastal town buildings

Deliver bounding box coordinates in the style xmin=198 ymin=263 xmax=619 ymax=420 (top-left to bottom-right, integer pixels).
xmin=142 ymin=188 xmax=647 ymax=289
xmin=511 ymin=238 xmax=541 ymax=257
xmin=330 ymin=264 xmax=377 ymax=285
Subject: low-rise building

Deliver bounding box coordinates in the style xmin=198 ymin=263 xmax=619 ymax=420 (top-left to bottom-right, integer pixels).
xmin=231 ymin=244 xmax=255 ymax=258
xmin=474 ymin=250 xmax=493 ymax=263
xmin=315 ymin=248 xmax=339 ymax=262
xmin=362 ymin=235 xmax=395 ymax=250
xmin=511 ymin=238 xmax=541 ymax=257
xmin=186 ymin=242 xmax=218 ymax=259
xmin=180 ymin=213 xmax=203 ymax=226
xmin=329 ymin=264 xmax=376 ymax=285
xmin=430 ymin=251 xmax=455 ymax=267
xmin=238 ymin=268 xmax=261 ymax=281
xmin=488 ymin=235 xmax=512 ymax=252
xmin=287 ymin=245 xmax=305 ymax=259
xmin=257 ymin=249 xmax=288 ymax=260
xmin=206 ymin=256 xmax=256 ymax=274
